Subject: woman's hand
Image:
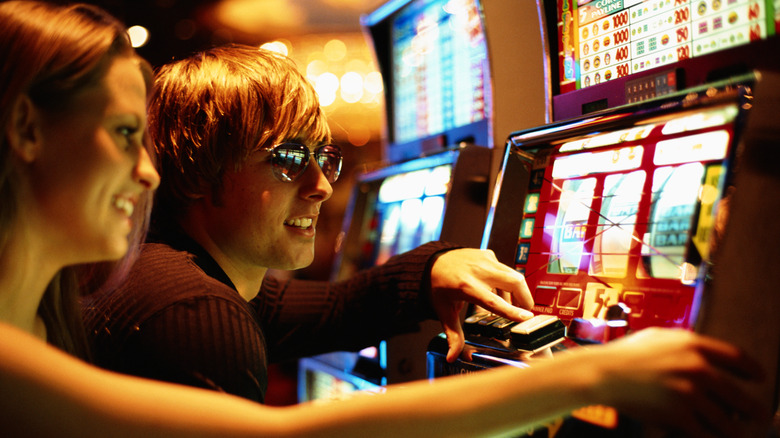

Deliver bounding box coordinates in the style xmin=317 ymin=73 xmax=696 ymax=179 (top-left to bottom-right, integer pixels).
xmin=429 ymin=248 xmax=534 ymax=362
xmin=586 ymin=327 xmax=769 ymax=437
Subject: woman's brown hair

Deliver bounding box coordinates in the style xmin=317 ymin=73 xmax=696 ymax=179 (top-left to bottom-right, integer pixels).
xmin=0 ymin=1 xmax=153 ymax=359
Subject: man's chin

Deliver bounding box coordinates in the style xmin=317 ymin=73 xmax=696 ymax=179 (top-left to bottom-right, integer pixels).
xmin=293 ymin=255 xmax=315 ymax=270
xmin=273 ymin=253 xmax=315 ymax=271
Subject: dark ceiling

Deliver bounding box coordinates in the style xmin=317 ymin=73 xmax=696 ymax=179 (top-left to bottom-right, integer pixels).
xmin=101 ymin=0 xmax=218 ymax=66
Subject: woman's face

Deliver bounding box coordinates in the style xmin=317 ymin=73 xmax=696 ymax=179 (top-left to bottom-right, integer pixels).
xmin=29 ymin=56 xmax=159 ymax=264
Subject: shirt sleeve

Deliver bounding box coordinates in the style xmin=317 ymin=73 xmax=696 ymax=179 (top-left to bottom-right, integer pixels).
xmin=253 ymin=241 xmax=461 ymax=362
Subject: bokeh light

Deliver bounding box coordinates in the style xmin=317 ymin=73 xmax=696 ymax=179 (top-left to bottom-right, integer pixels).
xmin=127 ymin=25 xmax=150 ymax=48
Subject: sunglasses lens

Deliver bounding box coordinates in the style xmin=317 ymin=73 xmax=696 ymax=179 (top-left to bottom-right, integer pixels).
xmin=316 ymin=145 xmax=343 ymax=183
xmin=270 ymin=143 xmax=342 ymax=183
xmin=271 ymin=144 xmax=309 ymax=182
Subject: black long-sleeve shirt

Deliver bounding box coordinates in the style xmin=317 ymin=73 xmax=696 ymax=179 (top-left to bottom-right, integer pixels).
xmin=83 ymin=233 xmax=455 ymax=403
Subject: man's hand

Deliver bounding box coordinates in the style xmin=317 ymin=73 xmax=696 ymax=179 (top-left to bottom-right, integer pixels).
xmin=429 ymin=248 xmax=534 ymax=362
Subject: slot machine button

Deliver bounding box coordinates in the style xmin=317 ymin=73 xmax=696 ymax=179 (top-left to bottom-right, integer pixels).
xmin=510 ymin=315 xmax=567 ymax=351
xmin=535 ymin=286 xmax=557 ymax=307
xmin=477 ymin=314 xmax=504 ymax=336
xmin=604 ymin=303 xmax=631 ymax=341
xmin=463 ymin=311 xmax=495 ymax=336
xmin=464 ymin=312 xmax=489 ymax=324
xmin=568 ymin=318 xmax=606 ymax=344
xmin=622 ymin=292 xmax=645 ymax=317
xmin=483 ymin=316 xmax=519 ymax=340
xmin=558 ymin=288 xmax=583 ymax=310
xmin=605 ymin=302 xmax=631 ymax=321
xmin=463 ymin=312 xmax=492 ymax=336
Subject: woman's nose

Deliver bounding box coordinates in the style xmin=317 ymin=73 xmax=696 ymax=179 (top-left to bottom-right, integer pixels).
xmin=134 ymin=147 xmax=160 ymax=190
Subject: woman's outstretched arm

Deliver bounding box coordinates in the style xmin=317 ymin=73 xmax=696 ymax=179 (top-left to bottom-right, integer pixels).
xmin=0 ymin=322 xmax=768 ymax=438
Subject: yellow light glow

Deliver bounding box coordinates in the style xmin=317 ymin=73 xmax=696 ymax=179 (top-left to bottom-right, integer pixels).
xmin=340 ymin=72 xmax=364 ymax=103
xmin=306 ymin=59 xmax=328 ymax=78
xmin=260 ymin=41 xmax=289 ymax=57
xmin=347 ymin=126 xmax=371 ymax=146
xmin=323 ymin=39 xmax=347 ymax=61
xmin=315 ymin=72 xmax=339 ymax=107
xmin=364 ymin=71 xmax=383 ymax=94
xmin=127 ymin=25 xmax=149 ymax=48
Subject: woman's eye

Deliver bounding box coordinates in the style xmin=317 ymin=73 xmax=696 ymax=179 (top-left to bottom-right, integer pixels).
xmin=117 ymin=126 xmax=140 ymax=150
xmin=118 ymin=126 xmax=138 ymax=138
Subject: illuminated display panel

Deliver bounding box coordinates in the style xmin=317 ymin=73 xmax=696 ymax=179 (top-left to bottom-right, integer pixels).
xmin=511 ymin=102 xmax=739 ymax=329
xmin=391 ymin=0 xmax=490 ymax=144
xmin=555 ymin=0 xmax=778 ymax=95
xmin=304 ymin=369 xmax=370 ymax=401
xmin=372 ymin=165 xmax=451 ymax=265
xmin=335 ymin=162 xmax=454 ymax=277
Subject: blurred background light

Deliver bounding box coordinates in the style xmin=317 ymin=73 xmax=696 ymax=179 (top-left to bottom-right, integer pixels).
xmin=127 ymin=25 xmax=150 ymax=48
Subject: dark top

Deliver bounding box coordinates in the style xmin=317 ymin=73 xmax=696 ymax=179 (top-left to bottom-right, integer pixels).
xmin=82 ymin=232 xmax=456 ymax=403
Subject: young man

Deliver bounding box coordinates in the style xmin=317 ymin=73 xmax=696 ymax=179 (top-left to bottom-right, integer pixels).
xmin=83 ymin=44 xmax=535 ymax=403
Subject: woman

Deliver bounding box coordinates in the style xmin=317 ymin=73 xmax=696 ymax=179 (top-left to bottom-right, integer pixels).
xmin=0 ymin=3 xmax=770 ymax=438
xmin=0 ymin=0 xmax=158 ymax=356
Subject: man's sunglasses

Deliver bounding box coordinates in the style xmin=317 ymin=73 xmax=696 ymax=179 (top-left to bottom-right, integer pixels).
xmin=262 ymin=142 xmax=343 ymax=183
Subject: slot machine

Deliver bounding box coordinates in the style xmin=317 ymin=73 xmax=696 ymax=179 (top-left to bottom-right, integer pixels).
xmin=427 ymin=0 xmax=780 ymax=435
xmin=429 ymin=70 xmax=780 ymax=438
xmin=298 ymin=0 xmax=548 ymax=402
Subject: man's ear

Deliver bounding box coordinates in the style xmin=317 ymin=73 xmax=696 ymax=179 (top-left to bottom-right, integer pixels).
xmin=6 ymin=95 xmax=42 ymax=163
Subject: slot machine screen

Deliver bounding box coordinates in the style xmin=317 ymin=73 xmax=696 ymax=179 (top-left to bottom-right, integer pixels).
xmin=390 ymin=0 xmax=490 ymax=145
xmin=543 ymin=0 xmax=780 ymax=119
xmin=484 ymin=82 xmax=751 ymax=331
xmin=363 ymin=0 xmax=492 ymax=162
xmin=333 ymin=153 xmax=455 ymax=281
xmin=345 ymin=164 xmax=451 ymax=274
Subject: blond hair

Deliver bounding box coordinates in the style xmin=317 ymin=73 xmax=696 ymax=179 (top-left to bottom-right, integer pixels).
xmin=148 ymin=44 xmax=331 ymax=226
